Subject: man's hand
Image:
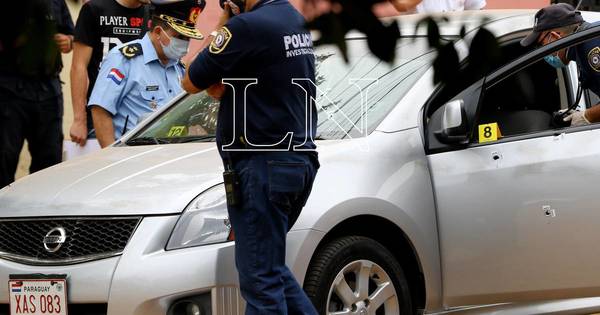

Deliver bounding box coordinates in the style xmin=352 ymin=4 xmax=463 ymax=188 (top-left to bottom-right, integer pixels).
xmin=54 ymin=33 xmax=73 ymax=53
xmin=564 ymin=110 xmax=591 ymax=127
xmin=70 ymin=119 xmax=88 ymax=146
xmin=207 ymin=83 xmax=226 ymax=100
xmin=218 ymin=2 xmax=232 ymax=28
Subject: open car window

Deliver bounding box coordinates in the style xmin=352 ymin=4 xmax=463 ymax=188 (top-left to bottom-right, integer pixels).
xmin=426 ymin=26 xmax=600 ymax=154
xmin=471 ymin=36 xmax=600 ymax=144
xmin=472 ymin=56 xmax=567 ymax=143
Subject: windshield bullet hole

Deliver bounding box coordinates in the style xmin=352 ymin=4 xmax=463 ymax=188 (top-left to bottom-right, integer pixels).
xmin=493 ymin=155 xmax=500 ymax=160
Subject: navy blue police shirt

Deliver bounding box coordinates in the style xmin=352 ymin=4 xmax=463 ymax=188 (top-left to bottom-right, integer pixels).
xmin=187 ymin=0 xmax=317 ymax=161
xmin=569 ymin=22 xmax=600 ymax=96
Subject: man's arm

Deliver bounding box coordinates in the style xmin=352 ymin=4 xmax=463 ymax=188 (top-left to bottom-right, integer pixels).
xmin=70 ymin=1 xmax=99 ymax=146
xmin=181 ymin=70 xmax=203 ymax=94
xmin=91 ymin=106 xmax=115 ymax=148
xmin=182 ymin=7 xmax=232 ymax=95
xmin=70 ymin=42 xmax=94 ymax=146
xmin=388 ymin=0 xmax=421 ymax=12
xmin=87 ymin=47 xmax=130 ymax=148
xmin=583 ymin=104 xmax=600 ymax=123
xmin=183 ymin=14 xmax=256 ymax=97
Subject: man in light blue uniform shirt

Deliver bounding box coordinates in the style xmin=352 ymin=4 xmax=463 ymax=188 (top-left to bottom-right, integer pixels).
xmin=88 ymin=0 xmax=204 ymax=147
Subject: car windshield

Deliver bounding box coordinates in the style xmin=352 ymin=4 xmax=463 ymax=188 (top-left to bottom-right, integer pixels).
xmin=127 ymin=38 xmax=434 ymax=145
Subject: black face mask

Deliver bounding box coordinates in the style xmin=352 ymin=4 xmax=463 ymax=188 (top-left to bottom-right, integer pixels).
xmin=219 ymin=0 xmax=245 ymax=15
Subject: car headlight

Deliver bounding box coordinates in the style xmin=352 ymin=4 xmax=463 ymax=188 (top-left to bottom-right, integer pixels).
xmin=166 ymin=184 xmax=232 ymax=250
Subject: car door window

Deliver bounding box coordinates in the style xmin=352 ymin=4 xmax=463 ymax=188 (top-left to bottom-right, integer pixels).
xmin=472 ymin=57 xmax=564 ymax=143
xmin=426 ymin=27 xmax=600 ymax=153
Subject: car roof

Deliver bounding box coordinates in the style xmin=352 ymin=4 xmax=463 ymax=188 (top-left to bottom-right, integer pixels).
xmin=345 ymin=10 xmax=600 ymax=39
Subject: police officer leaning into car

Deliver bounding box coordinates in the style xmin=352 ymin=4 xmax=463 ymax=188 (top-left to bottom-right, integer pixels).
xmin=88 ymin=0 xmax=205 ymax=148
xmin=181 ymin=0 xmax=319 ymax=313
xmin=522 ymin=3 xmax=600 ymax=126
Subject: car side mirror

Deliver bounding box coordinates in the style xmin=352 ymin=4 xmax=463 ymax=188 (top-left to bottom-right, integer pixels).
xmin=435 ymin=100 xmax=469 ymax=144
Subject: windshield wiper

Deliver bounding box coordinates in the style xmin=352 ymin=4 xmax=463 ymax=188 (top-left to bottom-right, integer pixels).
xmin=176 ymin=135 xmax=217 ymax=143
xmin=126 ymin=137 xmax=171 ymax=146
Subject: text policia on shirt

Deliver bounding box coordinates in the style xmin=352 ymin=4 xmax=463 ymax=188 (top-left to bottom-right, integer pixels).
xmin=284 ymin=33 xmax=314 ymax=58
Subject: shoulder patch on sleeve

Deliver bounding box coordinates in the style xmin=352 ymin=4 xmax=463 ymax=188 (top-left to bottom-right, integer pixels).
xmin=209 ymin=26 xmax=232 ymax=54
xmin=588 ymin=46 xmax=600 ymax=72
xmin=120 ymin=43 xmax=143 ymax=59
xmin=107 ymin=68 xmax=125 ymax=85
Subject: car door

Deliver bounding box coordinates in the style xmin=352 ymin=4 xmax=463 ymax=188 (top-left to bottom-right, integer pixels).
xmin=426 ymin=27 xmax=600 ymax=307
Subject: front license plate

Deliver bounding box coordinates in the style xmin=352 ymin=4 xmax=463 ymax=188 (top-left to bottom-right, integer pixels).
xmin=9 ymin=275 xmax=68 ymax=315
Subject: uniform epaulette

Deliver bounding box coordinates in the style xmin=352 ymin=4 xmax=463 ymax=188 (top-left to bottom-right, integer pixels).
xmin=120 ymin=43 xmax=143 ymax=59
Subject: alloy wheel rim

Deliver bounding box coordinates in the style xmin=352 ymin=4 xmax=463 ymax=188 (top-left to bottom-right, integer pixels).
xmin=326 ymin=259 xmax=400 ymax=315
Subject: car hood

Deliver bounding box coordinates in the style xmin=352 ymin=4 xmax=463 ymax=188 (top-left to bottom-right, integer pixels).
xmin=0 ymin=144 xmax=224 ymax=217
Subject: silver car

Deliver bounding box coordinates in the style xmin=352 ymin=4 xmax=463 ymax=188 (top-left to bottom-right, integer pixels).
xmin=3 ymin=9 xmax=600 ymax=315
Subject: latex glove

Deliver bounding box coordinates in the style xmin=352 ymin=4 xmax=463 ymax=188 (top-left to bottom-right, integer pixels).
xmin=564 ymin=110 xmax=590 ymax=127
xmin=558 ymin=108 xmax=574 ymax=115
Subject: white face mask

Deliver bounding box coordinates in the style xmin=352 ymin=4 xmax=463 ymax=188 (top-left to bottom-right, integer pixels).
xmin=160 ymin=28 xmax=189 ymax=60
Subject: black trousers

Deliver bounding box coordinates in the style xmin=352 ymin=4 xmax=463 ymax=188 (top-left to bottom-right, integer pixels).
xmin=0 ymin=89 xmax=63 ymax=188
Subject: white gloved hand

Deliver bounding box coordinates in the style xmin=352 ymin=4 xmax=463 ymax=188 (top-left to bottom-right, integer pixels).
xmin=558 ymin=108 xmax=574 ymax=115
xmin=564 ymin=110 xmax=591 ymax=127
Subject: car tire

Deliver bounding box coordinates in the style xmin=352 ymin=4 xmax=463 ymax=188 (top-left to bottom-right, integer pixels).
xmin=304 ymin=236 xmax=413 ymax=315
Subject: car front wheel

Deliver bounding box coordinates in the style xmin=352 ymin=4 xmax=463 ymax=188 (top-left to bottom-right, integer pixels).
xmin=304 ymin=236 xmax=413 ymax=314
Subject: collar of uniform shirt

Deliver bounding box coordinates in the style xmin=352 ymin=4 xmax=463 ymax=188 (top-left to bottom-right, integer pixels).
xmin=141 ymin=33 xmax=178 ymax=67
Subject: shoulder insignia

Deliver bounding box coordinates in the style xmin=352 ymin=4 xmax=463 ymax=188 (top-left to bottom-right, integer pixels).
xmin=120 ymin=43 xmax=143 ymax=59
xmin=588 ymin=46 xmax=600 ymax=72
xmin=209 ymin=26 xmax=232 ymax=54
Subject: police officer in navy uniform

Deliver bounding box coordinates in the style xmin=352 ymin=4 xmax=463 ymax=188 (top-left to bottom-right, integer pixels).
xmin=181 ymin=0 xmax=319 ymax=313
xmin=522 ymin=3 xmax=600 ymax=126
xmin=0 ymin=0 xmax=74 ymax=187
xmin=89 ymin=0 xmax=204 ymax=148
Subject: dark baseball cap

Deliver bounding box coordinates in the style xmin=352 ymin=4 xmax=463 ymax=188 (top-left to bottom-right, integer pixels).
xmin=152 ymin=0 xmax=206 ymax=40
xmin=520 ymin=3 xmax=584 ymax=47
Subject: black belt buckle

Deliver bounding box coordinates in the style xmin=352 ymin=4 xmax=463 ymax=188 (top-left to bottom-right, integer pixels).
xmin=223 ymin=169 xmax=241 ymax=207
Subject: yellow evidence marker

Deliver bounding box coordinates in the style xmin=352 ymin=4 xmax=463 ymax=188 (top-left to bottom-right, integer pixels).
xmin=167 ymin=126 xmax=186 ymax=137
xmin=478 ymin=122 xmax=502 ymax=143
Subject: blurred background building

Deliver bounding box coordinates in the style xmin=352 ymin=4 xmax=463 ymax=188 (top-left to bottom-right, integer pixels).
xmin=552 ymin=0 xmax=600 ymax=11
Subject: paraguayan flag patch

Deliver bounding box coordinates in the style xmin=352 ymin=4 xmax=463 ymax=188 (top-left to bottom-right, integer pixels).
xmin=108 ymin=68 xmax=125 ymax=85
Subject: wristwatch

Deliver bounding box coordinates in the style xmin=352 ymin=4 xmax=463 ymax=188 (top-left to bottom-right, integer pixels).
xmin=209 ymin=31 xmax=219 ymax=38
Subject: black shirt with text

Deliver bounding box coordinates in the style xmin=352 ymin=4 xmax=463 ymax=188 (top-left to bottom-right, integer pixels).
xmin=74 ymin=0 xmax=145 ymax=98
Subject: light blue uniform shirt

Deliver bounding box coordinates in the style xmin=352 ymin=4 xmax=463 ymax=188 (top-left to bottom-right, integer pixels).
xmin=88 ymin=33 xmax=184 ymax=139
